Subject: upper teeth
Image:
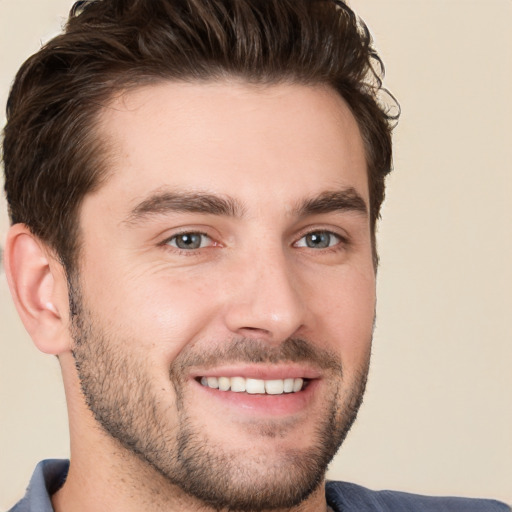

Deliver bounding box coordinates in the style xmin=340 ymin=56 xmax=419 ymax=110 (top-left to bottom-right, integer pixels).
xmin=200 ymin=376 xmax=304 ymax=394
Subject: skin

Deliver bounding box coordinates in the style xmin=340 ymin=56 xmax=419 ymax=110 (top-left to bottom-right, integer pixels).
xmin=5 ymin=81 xmax=376 ymax=512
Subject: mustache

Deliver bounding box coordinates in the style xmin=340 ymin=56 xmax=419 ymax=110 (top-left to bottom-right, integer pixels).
xmin=170 ymin=337 xmax=343 ymax=377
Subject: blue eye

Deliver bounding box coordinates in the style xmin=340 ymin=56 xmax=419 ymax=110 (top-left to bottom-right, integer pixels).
xmin=167 ymin=232 xmax=211 ymax=250
xmin=296 ymin=231 xmax=341 ymax=249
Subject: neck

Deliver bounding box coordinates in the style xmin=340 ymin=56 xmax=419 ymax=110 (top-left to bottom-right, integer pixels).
xmin=56 ymin=359 xmax=329 ymax=512
xmin=52 ymin=438 xmax=328 ymax=512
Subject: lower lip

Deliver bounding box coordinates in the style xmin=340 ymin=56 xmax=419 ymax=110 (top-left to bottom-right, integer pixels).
xmin=193 ymin=378 xmax=319 ymax=416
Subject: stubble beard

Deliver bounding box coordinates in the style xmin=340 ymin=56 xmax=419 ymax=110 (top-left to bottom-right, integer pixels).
xmin=69 ymin=282 xmax=370 ymax=511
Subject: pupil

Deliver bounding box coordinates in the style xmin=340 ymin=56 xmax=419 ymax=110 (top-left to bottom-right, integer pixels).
xmin=177 ymin=234 xmax=201 ymax=249
xmin=307 ymin=232 xmax=329 ymax=248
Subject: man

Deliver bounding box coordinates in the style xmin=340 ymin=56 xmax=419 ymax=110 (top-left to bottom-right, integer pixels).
xmin=2 ymin=0 xmax=509 ymax=511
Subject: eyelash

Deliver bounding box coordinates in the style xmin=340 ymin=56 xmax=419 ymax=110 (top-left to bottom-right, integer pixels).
xmin=160 ymin=229 xmax=348 ymax=255
xmin=160 ymin=231 xmax=215 ymax=255
xmin=293 ymin=230 xmax=345 ymax=250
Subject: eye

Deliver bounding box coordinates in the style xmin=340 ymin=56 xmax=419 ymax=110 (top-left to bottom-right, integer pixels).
xmin=166 ymin=232 xmax=212 ymax=250
xmin=295 ymin=231 xmax=341 ymax=249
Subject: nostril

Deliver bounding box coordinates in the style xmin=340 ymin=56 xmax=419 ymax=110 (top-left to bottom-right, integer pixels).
xmin=237 ymin=326 xmax=273 ymax=338
xmin=223 ymin=289 xmax=305 ymax=344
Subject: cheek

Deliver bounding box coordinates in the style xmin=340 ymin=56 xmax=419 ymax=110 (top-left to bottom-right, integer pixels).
xmin=147 ymin=281 xmax=218 ymax=360
xmin=82 ymin=261 xmax=223 ymax=365
xmin=311 ymin=266 xmax=375 ymax=362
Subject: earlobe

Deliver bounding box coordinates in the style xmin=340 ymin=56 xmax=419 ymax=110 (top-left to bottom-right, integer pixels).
xmin=4 ymin=224 xmax=72 ymax=355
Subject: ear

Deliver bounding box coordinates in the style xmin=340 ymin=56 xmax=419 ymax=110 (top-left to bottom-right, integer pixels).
xmin=4 ymin=224 xmax=72 ymax=355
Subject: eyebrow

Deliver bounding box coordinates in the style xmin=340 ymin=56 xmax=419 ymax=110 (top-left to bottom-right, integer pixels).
xmin=123 ymin=187 xmax=367 ymax=225
xmin=293 ymin=188 xmax=368 ymax=218
xmin=124 ymin=190 xmax=245 ymax=224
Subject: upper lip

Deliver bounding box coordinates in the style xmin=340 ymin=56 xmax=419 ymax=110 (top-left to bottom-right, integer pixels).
xmin=189 ymin=364 xmax=322 ymax=381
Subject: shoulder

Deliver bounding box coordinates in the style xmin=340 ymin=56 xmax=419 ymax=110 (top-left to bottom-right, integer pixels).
xmin=326 ymin=480 xmax=511 ymax=512
xmin=8 ymin=459 xmax=69 ymax=512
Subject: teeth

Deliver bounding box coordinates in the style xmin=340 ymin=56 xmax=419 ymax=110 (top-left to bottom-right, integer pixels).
xmin=265 ymin=379 xmax=284 ymax=395
xmin=218 ymin=376 xmax=230 ymax=391
xmin=246 ymin=378 xmax=266 ymax=394
xmin=283 ymin=378 xmax=294 ymax=393
xmin=207 ymin=377 xmax=218 ymax=389
xmin=230 ymin=376 xmax=246 ymax=393
xmin=199 ymin=376 xmax=306 ymax=394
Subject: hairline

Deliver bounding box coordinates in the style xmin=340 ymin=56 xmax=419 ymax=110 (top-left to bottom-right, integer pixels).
xmin=62 ymin=75 xmax=379 ymax=275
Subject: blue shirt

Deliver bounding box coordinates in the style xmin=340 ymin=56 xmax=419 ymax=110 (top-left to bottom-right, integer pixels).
xmin=8 ymin=459 xmax=511 ymax=511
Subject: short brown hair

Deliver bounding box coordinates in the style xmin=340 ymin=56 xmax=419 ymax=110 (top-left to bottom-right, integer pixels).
xmin=3 ymin=0 xmax=398 ymax=271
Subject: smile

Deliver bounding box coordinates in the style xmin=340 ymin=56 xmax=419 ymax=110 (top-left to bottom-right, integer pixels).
xmin=199 ymin=376 xmax=307 ymax=395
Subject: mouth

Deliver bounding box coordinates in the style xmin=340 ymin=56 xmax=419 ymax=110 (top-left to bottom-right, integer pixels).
xmin=189 ymin=365 xmax=321 ymax=416
xmin=197 ymin=376 xmax=310 ymax=395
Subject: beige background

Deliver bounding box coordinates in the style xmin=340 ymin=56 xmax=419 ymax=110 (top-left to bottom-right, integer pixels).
xmin=1 ymin=0 xmax=511 ymax=509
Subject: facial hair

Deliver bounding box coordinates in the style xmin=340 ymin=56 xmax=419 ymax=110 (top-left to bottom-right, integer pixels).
xmin=69 ymin=281 xmax=370 ymax=511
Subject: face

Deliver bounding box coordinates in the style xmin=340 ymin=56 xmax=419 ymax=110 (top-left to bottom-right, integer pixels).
xmin=70 ymin=81 xmax=375 ymax=510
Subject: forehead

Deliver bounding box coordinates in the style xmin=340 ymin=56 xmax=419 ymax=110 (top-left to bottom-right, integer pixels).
xmin=90 ymin=80 xmax=368 ymax=214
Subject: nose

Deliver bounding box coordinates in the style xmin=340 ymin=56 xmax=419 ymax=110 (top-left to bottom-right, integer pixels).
xmin=222 ymin=248 xmax=307 ymax=343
